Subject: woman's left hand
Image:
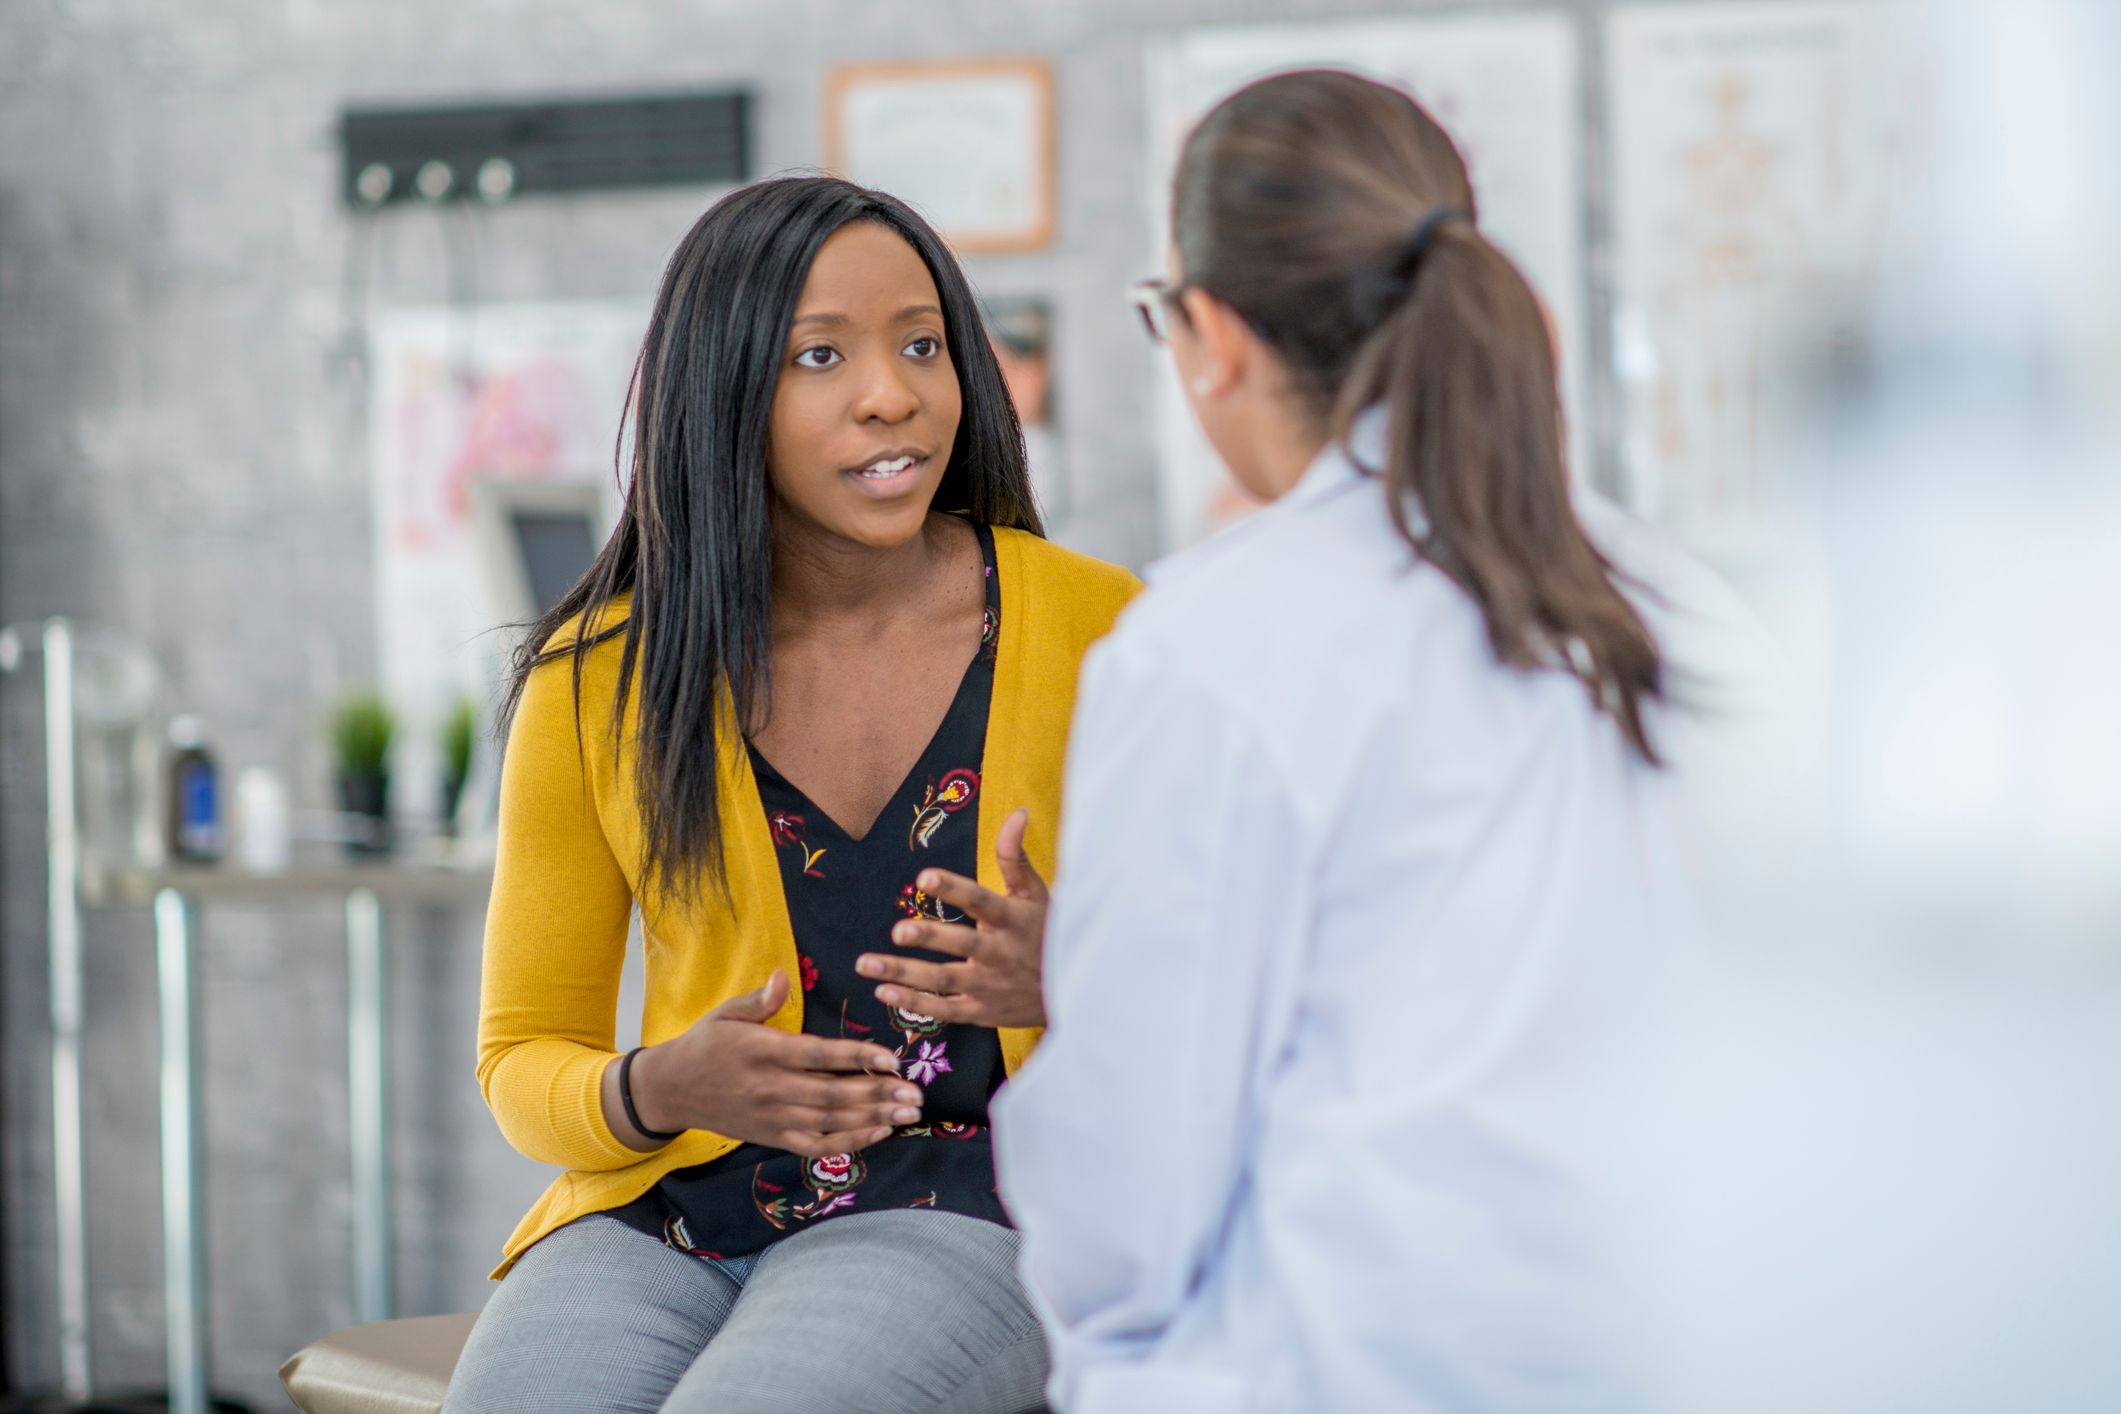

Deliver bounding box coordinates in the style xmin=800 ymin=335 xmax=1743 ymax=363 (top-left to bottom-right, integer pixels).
xmin=857 ymin=807 xmax=1049 ymax=1029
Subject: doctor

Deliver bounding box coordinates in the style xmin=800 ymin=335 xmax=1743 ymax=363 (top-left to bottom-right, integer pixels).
xmin=959 ymin=70 xmax=1739 ymax=1411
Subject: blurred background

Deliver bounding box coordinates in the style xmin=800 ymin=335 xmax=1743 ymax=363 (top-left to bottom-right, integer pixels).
xmin=2 ymin=0 xmax=2116 ymax=1410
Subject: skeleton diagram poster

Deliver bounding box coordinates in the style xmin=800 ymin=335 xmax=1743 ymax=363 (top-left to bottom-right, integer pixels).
xmin=1606 ymin=3 xmax=1899 ymax=556
xmin=1144 ymin=14 xmax=1586 ymax=553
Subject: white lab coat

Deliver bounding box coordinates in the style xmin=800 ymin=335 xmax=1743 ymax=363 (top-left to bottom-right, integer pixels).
xmin=994 ymin=415 xmax=1761 ymax=1413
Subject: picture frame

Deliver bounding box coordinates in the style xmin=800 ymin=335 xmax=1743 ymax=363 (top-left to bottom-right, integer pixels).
xmin=825 ymin=56 xmax=1057 ymax=254
xmin=980 ymin=295 xmax=1070 ymax=520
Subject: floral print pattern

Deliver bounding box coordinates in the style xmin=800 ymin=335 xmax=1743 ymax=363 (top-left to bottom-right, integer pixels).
xmin=887 ymin=1002 xmax=945 ymax=1055
xmin=897 ymin=883 xmax=966 ymax=925
xmin=897 ymin=1121 xmax=983 ymax=1140
xmin=903 ymin=1039 xmax=953 ymax=1086
xmin=909 ymin=768 xmax=980 ymax=849
xmin=661 ymin=1213 xmax=725 ymax=1260
xmin=749 ymin=1152 xmax=871 ymax=1230
xmin=793 ymin=1151 xmax=867 ymax=1220
xmin=769 ymin=810 xmax=828 ymax=878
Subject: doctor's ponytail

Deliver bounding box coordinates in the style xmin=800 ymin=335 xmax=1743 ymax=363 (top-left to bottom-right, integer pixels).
xmin=1174 ymin=71 xmax=1663 ymax=763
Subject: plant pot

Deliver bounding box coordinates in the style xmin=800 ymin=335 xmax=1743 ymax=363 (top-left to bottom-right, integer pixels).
xmin=336 ymin=773 xmax=393 ymax=855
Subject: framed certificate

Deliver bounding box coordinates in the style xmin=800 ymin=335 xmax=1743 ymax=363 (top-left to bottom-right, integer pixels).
xmin=825 ymin=57 xmax=1057 ymax=253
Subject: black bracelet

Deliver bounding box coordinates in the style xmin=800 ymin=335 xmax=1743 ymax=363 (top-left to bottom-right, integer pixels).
xmin=619 ymin=1047 xmax=683 ymax=1143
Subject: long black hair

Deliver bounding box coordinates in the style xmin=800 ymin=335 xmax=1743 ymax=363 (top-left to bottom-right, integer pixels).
xmin=502 ymin=176 xmax=1043 ymax=906
xmin=1176 ymin=72 xmax=1663 ymax=762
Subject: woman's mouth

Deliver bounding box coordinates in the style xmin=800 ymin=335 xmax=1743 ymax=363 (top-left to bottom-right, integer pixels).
xmin=846 ymin=453 xmax=929 ymax=495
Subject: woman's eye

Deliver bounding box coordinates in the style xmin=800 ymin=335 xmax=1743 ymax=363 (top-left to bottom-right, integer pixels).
xmin=904 ymin=336 xmax=941 ymax=359
xmin=796 ymin=347 xmax=841 ymax=369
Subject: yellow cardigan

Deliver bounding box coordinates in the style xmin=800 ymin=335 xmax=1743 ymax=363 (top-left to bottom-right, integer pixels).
xmin=477 ymin=526 xmax=1141 ymax=1277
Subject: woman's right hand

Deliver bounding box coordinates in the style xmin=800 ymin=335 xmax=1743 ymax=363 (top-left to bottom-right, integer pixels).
xmin=617 ymin=970 xmax=921 ymax=1157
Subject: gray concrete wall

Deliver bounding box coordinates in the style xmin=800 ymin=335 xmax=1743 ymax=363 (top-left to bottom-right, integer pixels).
xmin=0 ymin=0 xmax=1655 ymax=1405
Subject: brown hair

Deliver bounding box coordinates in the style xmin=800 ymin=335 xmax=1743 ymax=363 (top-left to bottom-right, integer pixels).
xmin=1174 ymin=70 xmax=1663 ymax=762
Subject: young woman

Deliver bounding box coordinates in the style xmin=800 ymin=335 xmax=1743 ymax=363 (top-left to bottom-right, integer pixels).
xmin=990 ymin=71 xmax=1745 ymax=1411
xmin=445 ymin=177 xmax=1137 ymax=1413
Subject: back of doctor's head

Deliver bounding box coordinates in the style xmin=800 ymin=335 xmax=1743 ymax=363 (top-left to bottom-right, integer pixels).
xmin=1173 ymin=69 xmax=1663 ymax=763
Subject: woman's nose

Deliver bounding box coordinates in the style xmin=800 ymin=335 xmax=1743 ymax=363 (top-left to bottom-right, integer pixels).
xmin=851 ymin=358 xmax=921 ymax=423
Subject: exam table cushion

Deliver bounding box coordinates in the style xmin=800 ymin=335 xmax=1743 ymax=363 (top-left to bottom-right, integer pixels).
xmin=280 ymin=1312 xmax=475 ymax=1414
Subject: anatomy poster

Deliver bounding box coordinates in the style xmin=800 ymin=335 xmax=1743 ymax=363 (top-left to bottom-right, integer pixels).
xmin=1607 ymin=3 xmax=1900 ymax=554
xmin=1144 ymin=14 xmax=1587 ymax=553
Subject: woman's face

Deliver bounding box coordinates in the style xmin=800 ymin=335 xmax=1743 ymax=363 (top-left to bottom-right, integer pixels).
xmin=766 ymin=222 xmax=962 ymax=552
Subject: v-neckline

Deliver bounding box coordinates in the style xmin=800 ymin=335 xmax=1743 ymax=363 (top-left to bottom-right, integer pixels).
xmin=745 ymin=524 xmax=997 ymax=846
xmin=747 ymin=645 xmax=984 ymax=846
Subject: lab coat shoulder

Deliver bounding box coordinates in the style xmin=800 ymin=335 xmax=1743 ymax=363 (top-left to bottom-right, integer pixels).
xmin=1105 ymin=478 xmax=1499 ymax=787
xmin=1116 ymin=488 xmax=1376 ymax=670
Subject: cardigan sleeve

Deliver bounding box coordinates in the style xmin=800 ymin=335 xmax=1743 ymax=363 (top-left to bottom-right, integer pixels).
xmin=475 ymin=650 xmax=647 ymax=1172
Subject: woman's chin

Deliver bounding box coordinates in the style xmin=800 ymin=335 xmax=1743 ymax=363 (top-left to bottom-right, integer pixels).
xmin=823 ymin=494 xmax=940 ymax=552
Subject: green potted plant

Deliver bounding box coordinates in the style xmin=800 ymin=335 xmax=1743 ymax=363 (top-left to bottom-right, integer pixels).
xmin=439 ymin=697 xmax=477 ymax=837
xmin=330 ymin=692 xmax=396 ymax=854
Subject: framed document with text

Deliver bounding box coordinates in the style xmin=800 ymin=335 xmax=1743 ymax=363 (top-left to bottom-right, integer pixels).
xmin=825 ymin=57 xmax=1056 ymax=253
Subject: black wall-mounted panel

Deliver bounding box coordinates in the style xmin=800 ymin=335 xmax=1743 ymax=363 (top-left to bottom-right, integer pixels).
xmin=339 ymin=89 xmax=752 ymax=207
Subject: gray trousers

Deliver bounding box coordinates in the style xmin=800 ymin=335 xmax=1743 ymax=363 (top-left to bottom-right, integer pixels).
xmin=443 ymin=1209 xmax=1049 ymax=1413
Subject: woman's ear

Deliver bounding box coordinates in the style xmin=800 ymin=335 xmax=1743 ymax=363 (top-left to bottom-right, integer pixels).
xmin=1176 ymin=287 xmax=1252 ymax=399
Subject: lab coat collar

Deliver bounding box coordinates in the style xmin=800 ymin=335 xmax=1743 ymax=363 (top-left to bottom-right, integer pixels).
xmin=1146 ymin=406 xmax=1397 ymax=589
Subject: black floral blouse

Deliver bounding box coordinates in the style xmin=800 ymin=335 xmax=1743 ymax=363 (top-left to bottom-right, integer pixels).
xmin=613 ymin=521 xmax=1008 ymax=1260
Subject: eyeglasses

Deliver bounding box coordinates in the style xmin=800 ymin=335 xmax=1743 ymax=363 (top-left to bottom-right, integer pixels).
xmin=1127 ymin=278 xmax=1189 ymax=346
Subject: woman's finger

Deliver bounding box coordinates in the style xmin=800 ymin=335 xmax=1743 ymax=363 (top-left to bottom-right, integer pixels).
xmin=872 ymin=984 xmax=982 ymax=1024
xmin=772 ymin=1071 xmax=921 ymax=1115
xmin=855 ymin=952 xmax=968 ymax=995
xmin=859 ymin=954 xmax=966 ymax=995
xmin=915 ymin=867 xmax=1019 ymax=924
xmin=803 ymin=1093 xmax=923 ymax=1131
xmin=773 ymin=1033 xmax=903 ymax=1075
xmin=773 ymin=1096 xmax=919 ymax=1133
xmin=994 ymin=807 xmax=1051 ymax=904
xmin=708 ymin=968 xmax=789 ymax=1023
xmin=881 ymin=918 xmax=981 ymax=959
xmin=822 ymin=1100 xmax=919 ymax=1131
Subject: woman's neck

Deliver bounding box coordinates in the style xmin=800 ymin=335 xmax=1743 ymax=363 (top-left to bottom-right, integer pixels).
xmin=769 ymin=510 xmax=958 ymax=635
xmin=1237 ymin=378 xmax=1332 ymax=499
xmin=1257 ymin=420 xmax=1332 ymax=499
